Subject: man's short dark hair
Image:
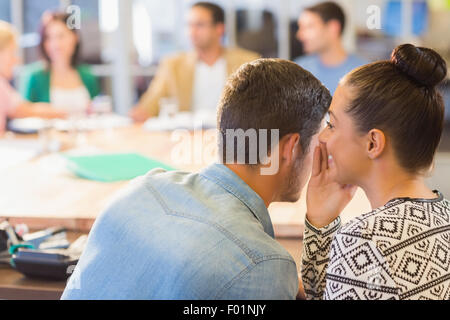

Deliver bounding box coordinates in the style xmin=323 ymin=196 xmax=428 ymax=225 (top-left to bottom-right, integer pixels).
xmin=305 ymin=1 xmax=346 ymax=35
xmin=218 ymin=59 xmax=331 ymax=164
xmin=192 ymin=2 xmax=225 ymax=25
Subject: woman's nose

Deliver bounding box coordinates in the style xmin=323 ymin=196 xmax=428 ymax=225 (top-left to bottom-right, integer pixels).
xmin=318 ymin=128 xmax=328 ymax=144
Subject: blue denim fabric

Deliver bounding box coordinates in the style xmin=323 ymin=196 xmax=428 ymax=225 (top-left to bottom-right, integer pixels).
xmin=62 ymin=164 xmax=298 ymax=300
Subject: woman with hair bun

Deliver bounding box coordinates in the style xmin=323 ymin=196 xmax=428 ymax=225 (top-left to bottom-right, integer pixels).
xmin=302 ymin=44 xmax=450 ymax=300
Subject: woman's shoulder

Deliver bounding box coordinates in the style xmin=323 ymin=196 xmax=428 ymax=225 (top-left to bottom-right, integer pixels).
xmin=22 ymin=61 xmax=49 ymax=77
xmin=19 ymin=61 xmax=50 ymax=99
xmin=75 ymin=64 xmax=100 ymax=97
xmin=76 ymin=64 xmax=95 ymax=77
xmin=76 ymin=64 xmax=98 ymax=85
xmin=337 ymin=195 xmax=450 ymax=248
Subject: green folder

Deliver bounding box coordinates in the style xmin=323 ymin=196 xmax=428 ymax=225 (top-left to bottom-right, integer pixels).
xmin=65 ymin=153 xmax=175 ymax=182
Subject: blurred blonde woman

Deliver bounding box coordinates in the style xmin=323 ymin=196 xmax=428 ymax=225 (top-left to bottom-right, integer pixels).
xmin=0 ymin=21 xmax=65 ymax=134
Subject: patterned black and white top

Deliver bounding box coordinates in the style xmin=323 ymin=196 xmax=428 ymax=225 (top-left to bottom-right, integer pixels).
xmin=301 ymin=191 xmax=450 ymax=300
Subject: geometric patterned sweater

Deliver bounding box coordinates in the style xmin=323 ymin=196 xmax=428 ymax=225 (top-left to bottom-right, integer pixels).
xmin=301 ymin=191 xmax=450 ymax=300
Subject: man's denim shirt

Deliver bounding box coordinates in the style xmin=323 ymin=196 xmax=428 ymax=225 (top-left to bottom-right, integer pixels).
xmin=62 ymin=164 xmax=298 ymax=300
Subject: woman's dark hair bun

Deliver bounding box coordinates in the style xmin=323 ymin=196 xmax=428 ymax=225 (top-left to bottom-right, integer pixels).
xmin=391 ymin=43 xmax=447 ymax=88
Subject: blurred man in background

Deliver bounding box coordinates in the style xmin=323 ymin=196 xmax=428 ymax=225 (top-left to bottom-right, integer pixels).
xmin=295 ymin=1 xmax=366 ymax=94
xmin=130 ymin=2 xmax=259 ymax=122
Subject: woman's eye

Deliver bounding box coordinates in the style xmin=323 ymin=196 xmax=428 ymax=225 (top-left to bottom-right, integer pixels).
xmin=326 ymin=121 xmax=334 ymax=129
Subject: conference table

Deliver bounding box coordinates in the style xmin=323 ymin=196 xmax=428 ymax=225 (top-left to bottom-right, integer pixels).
xmin=0 ymin=123 xmax=372 ymax=299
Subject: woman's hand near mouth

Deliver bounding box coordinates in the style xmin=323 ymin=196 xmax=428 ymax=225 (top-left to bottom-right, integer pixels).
xmin=306 ymin=142 xmax=357 ymax=229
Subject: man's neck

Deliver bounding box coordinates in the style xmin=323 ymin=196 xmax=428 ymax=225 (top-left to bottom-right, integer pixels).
xmin=225 ymin=164 xmax=275 ymax=208
xmin=197 ymin=44 xmax=224 ymax=66
xmin=318 ymin=41 xmax=348 ymax=67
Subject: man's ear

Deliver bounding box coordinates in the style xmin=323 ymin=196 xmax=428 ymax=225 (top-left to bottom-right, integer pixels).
xmin=327 ymin=19 xmax=342 ymax=38
xmin=366 ymin=129 xmax=386 ymax=160
xmin=216 ymin=23 xmax=225 ymax=38
xmin=280 ymin=133 xmax=301 ymax=165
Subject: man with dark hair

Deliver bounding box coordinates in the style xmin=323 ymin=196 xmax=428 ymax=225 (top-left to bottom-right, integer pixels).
xmin=294 ymin=1 xmax=366 ymax=94
xmin=62 ymin=59 xmax=331 ymax=300
xmin=193 ymin=2 xmax=225 ymax=25
xmin=130 ymin=2 xmax=259 ymax=122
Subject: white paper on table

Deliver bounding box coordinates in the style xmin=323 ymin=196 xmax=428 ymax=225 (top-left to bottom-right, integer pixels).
xmin=53 ymin=114 xmax=133 ymax=131
xmin=0 ymin=139 xmax=43 ymax=171
xmin=143 ymin=111 xmax=217 ymax=132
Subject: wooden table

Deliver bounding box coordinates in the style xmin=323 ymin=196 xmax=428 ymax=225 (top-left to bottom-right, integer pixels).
xmin=0 ymin=266 xmax=66 ymax=300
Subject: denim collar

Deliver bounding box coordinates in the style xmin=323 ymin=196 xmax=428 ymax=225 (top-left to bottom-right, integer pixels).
xmin=200 ymin=163 xmax=275 ymax=238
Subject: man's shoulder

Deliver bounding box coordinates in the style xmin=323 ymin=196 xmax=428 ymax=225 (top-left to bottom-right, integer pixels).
xmin=294 ymin=54 xmax=319 ymax=66
xmin=346 ymin=54 xmax=369 ymax=69
xmin=160 ymin=48 xmax=260 ymax=68
xmin=98 ymin=167 xmax=295 ymax=258
xmin=143 ymin=169 xmax=294 ymax=259
xmin=96 ymin=168 xmax=227 ymax=226
xmin=160 ymin=51 xmax=195 ymax=66
xmin=225 ymin=47 xmax=261 ymax=61
xmin=294 ymin=55 xmax=322 ymax=75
